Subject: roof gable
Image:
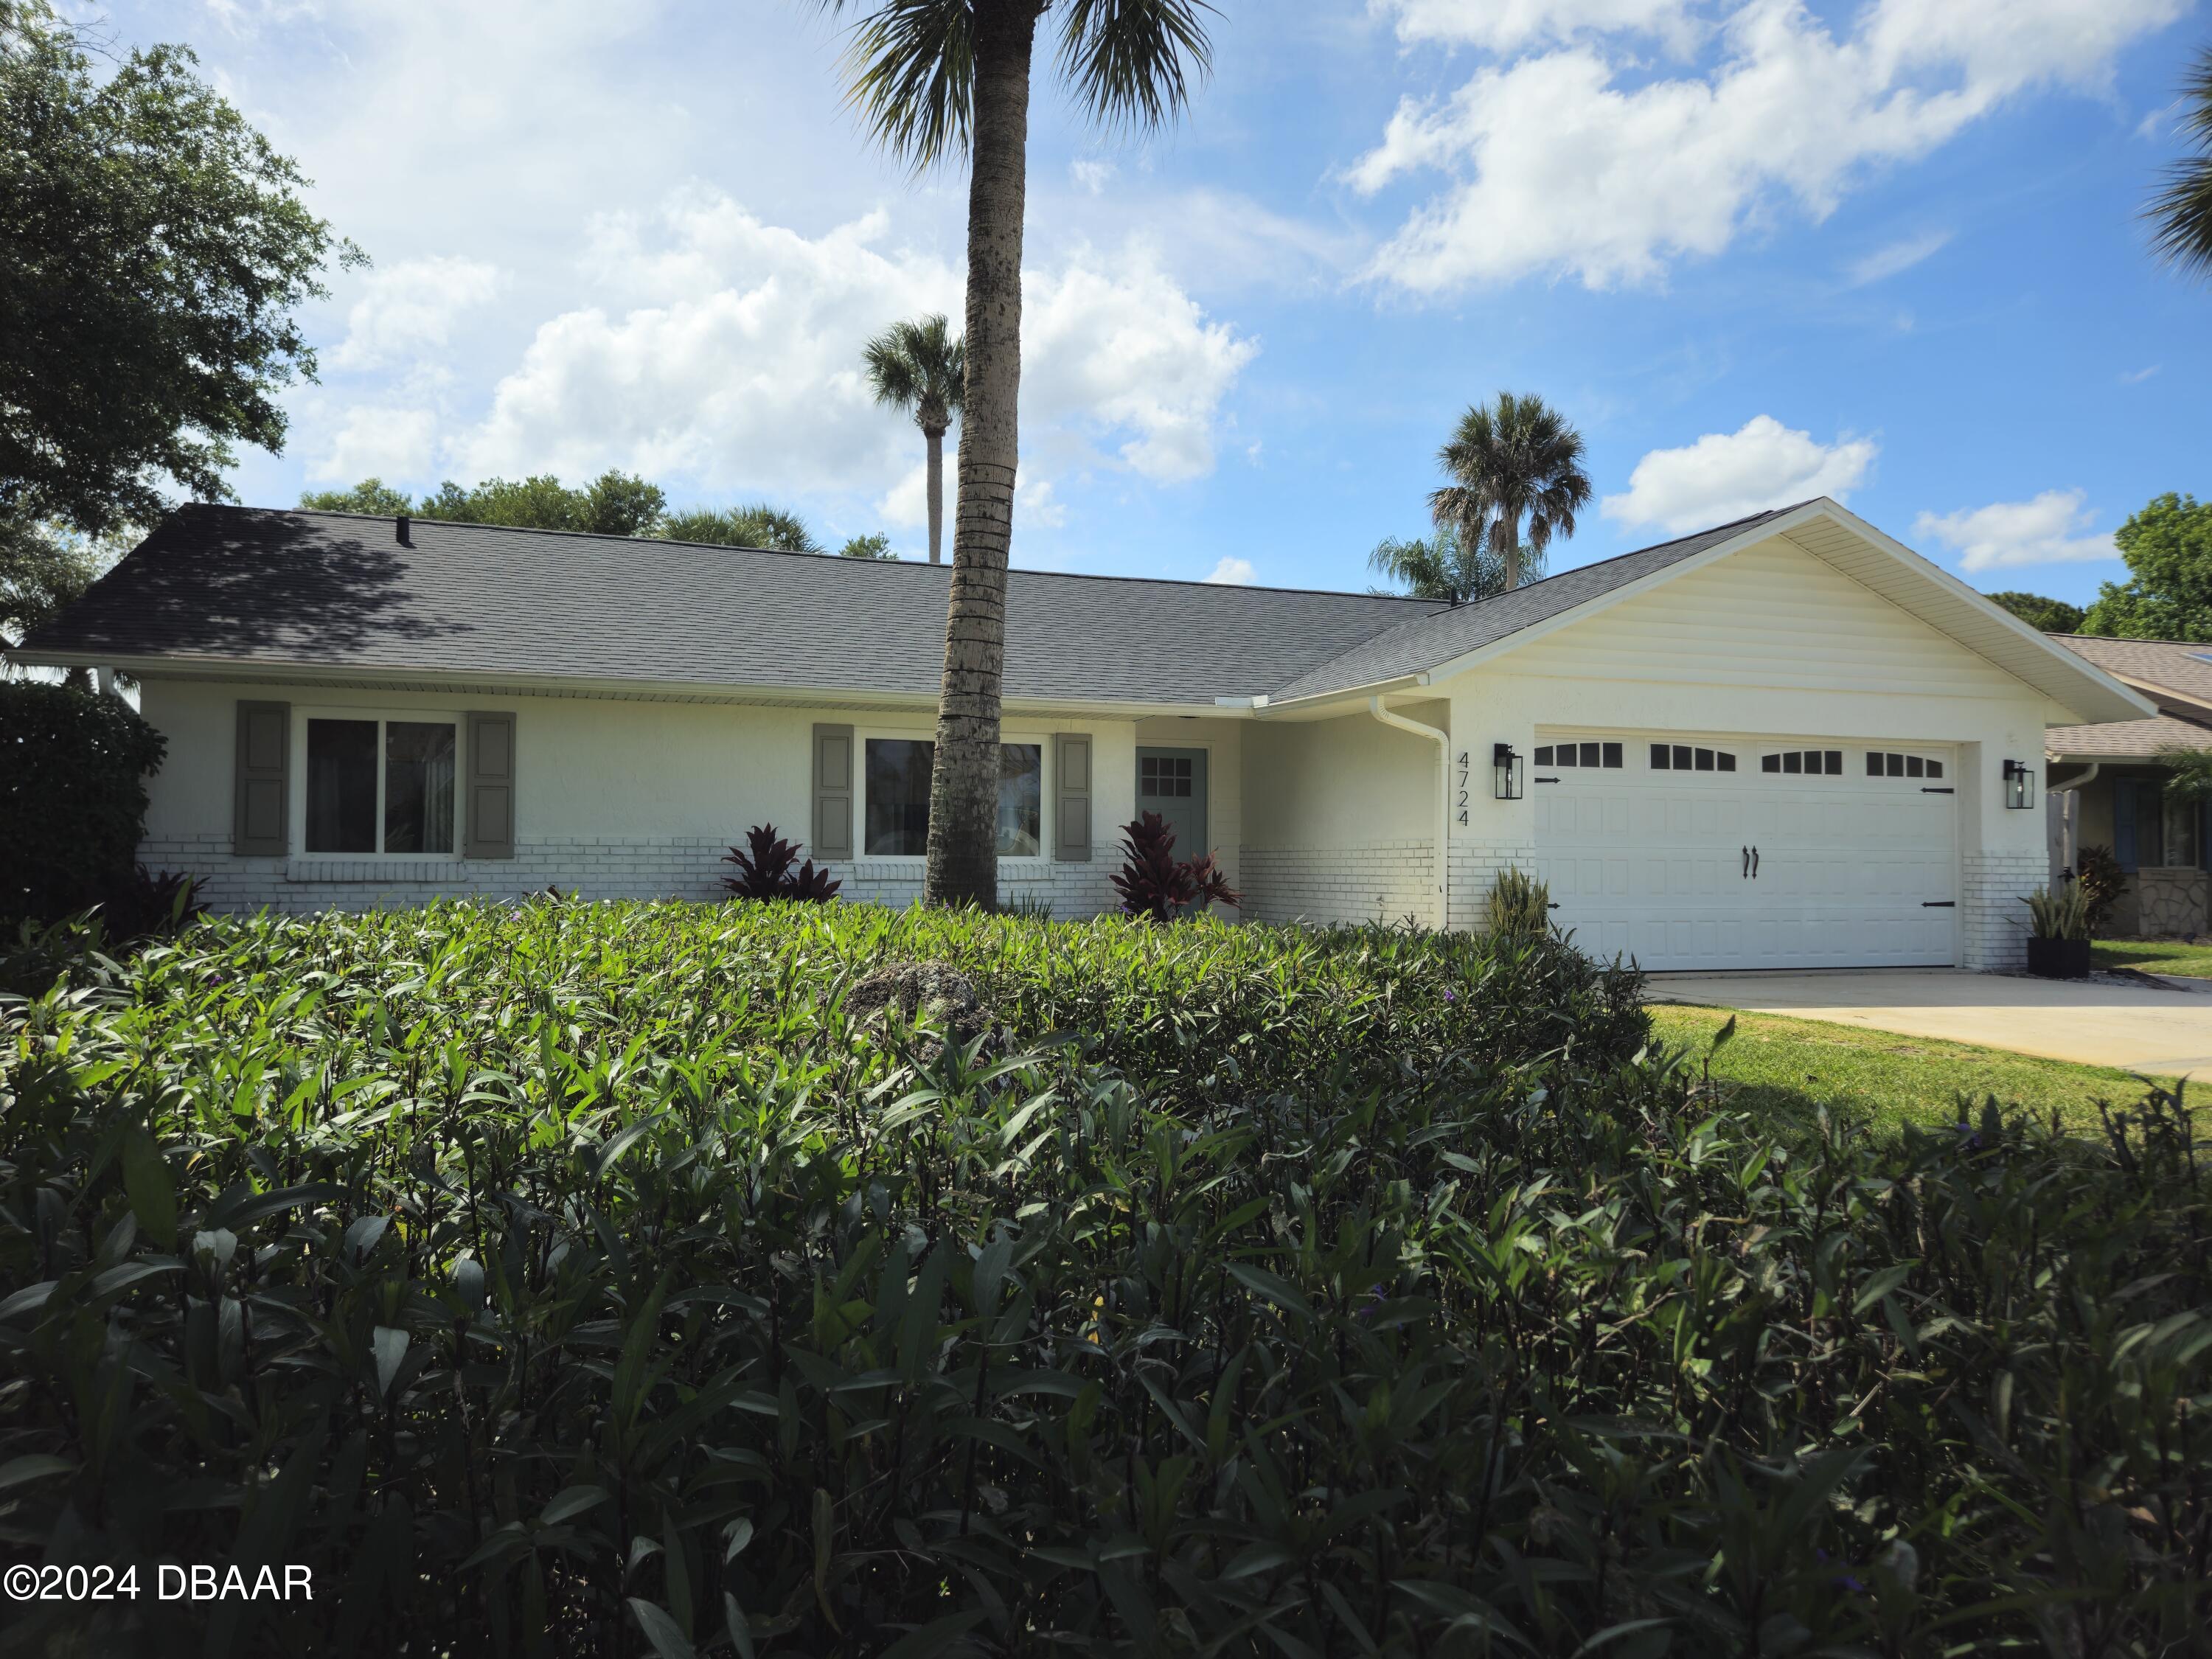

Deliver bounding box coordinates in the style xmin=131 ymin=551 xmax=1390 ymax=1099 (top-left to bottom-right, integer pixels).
xmin=1267 ymin=499 xmax=2152 ymax=728
xmin=1498 ymin=532 xmax=2027 ymax=699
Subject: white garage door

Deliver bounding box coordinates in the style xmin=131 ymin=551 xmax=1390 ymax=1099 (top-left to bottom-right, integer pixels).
xmin=1532 ymin=734 xmax=1958 ymax=971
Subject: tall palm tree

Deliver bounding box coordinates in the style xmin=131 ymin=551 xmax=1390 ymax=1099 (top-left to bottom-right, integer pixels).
xmin=1367 ymin=521 xmax=1510 ymax=606
xmin=863 ymin=313 xmax=964 ymax=564
xmin=815 ymin=0 xmax=1216 ymax=911
xmin=1429 ymin=392 xmax=1593 ymax=594
xmin=2147 ymin=44 xmax=2212 ymax=280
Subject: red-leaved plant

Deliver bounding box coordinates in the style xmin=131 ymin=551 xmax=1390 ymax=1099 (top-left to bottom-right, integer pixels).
xmin=721 ymin=825 xmax=841 ymax=903
xmin=1110 ymin=810 xmax=1242 ymax=921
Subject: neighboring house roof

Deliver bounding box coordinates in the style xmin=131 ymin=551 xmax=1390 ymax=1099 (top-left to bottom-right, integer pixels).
xmin=13 ymin=499 xmax=2157 ymax=727
xmin=2047 ymin=636 xmax=2212 ymax=714
xmin=16 ymin=504 xmax=1439 ymax=708
xmin=2047 ymin=712 xmax=2212 ymax=762
xmin=1268 ymin=507 xmax=1799 ymax=703
xmin=2044 ymin=638 xmax=2212 ymax=761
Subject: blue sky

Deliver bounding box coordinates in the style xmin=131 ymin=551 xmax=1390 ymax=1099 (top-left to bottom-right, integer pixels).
xmin=101 ymin=0 xmax=2208 ymax=606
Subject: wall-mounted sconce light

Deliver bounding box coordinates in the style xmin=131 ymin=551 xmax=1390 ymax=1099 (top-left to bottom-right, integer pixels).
xmin=2003 ymin=758 xmax=2036 ymax=811
xmin=1493 ymin=742 xmax=1523 ymax=801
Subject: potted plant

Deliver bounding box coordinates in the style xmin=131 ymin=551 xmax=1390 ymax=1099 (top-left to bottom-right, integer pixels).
xmin=2018 ymin=885 xmax=2092 ymax=978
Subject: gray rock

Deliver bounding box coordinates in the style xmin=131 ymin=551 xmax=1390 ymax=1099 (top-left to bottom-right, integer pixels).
xmin=845 ymin=961 xmax=992 ymax=1056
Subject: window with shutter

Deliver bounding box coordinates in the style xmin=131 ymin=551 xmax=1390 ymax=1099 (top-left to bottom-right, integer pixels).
xmin=233 ymin=701 xmax=291 ymax=855
xmin=1055 ymin=734 xmax=1092 ymax=861
xmin=464 ymin=712 xmax=516 ymax=859
xmin=813 ymin=725 xmax=855 ymax=859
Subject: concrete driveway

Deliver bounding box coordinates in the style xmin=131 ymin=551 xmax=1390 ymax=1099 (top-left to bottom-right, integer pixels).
xmin=1648 ymin=968 xmax=2212 ymax=1079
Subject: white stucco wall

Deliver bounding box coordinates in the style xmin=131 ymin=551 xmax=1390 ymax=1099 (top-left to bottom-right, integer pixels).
xmin=1240 ymin=706 xmax=1444 ymax=926
xmin=136 ymin=678 xmax=1141 ymax=917
xmin=1438 ymin=535 xmax=2065 ymax=968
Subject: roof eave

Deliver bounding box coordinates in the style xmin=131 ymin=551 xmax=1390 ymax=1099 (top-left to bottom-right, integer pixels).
xmin=17 ymin=648 xmax=1262 ymax=722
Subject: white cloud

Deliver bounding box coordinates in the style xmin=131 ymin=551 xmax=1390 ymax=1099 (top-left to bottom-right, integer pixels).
xmin=1913 ymin=490 xmax=2118 ymax=571
xmin=2121 ymin=364 xmax=2161 ymax=383
xmin=1354 ymin=0 xmax=2185 ymax=291
xmin=454 ymin=194 xmax=1255 ymax=502
xmin=330 ymin=257 xmax=506 ymax=370
xmin=1019 ymin=478 xmax=1069 ymax=530
xmin=1022 ymin=245 xmax=1260 ymax=482
xmin=311 ymin=406 xmax=439 ymax=484
xmin=1205 ymin=556 xmax=1258 ymax=585
xmin=1847 ymin=229 xmax=1950 ymax=285
xmin=1374 ymin=0 xmax=1697 ymax=54
xmin=1071 ymin=159 xmax=1116 ymax=195
xmin=1604 ymin=415 xmax=1877 ymax=533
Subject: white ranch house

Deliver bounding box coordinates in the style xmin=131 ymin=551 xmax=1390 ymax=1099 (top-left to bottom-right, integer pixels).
xmin=19 ymin=497 xmax=2150 ymax=972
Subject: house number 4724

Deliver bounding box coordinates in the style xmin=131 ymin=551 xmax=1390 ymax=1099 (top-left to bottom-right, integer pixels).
xmin=1455 ymin=751 xmax=1470 ymax=825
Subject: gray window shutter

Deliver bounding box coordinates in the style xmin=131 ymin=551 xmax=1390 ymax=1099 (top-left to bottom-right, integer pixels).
xmin=1054 ymin=733 xmax=1091 ymax=861
xmin=465 ymin=712 xmax=516 ymax=859
xmin=813 ymin=724 xmax=855 ymax=858
xmin=233 ymin=700 xmax=290 ymax=855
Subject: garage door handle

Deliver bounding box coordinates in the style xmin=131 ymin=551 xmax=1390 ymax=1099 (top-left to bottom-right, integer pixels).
xmin=1921 ymin=901 xmax=1955 ymax=908
xmin=1741 ymin=845 xmax=1750 ymax=879
xmin=1921 ymin=787 xmax=1953 ymax=794
xmin=1750 ymin=846 xmax=1759 ymax=880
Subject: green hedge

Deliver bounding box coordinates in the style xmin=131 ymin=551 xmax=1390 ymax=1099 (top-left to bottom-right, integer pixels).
xmin=0 ymin=679 xmax=166 ymax=931
xmin=1 ymin=902 xmax=2204 ymax=1657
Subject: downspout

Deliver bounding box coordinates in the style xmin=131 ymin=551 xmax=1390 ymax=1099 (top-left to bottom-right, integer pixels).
xmin=1368 ymin=695 xmax=1449 ymax=930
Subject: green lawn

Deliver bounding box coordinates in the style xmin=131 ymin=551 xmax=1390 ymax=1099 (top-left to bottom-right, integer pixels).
xmin=1647 ymin=1003 xmax=2172 ymax=1134
xmin=2092 ymin=937 xmax=2212 ymax=977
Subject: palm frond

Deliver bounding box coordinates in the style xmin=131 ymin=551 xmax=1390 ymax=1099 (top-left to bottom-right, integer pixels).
xmin=863 ymin=313 xmax=965 ymax=422
xmin=1430 ymin=392 xmax=1590 ymax=586
xmin=815 ymin=0 xmax=975 ymax=167
xmin=2146 ymin=45 xmax=2212 ymax=280
xmin=1054 ymin=0 xmax=1216 ymax=136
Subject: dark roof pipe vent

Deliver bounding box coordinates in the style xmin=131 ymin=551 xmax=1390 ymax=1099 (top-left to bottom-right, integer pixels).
xmin=396 ymin=513 xmax=411 ymax=546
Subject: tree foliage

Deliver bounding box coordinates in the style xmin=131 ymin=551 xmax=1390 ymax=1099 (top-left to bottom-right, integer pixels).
xmin=1429 ymin=392 xmax=1591 ymax=593
xmin=660 ymin=504 xmax=821 ymax=554
xmin=2146 ymin=42 xmax=2212 ymax=280
xmin=298 ymin=476 xmax=851 ymax=554
xmin=1367 ymin=521 xmax=1510 ymax=605
xmin=293 ymin=476 xmax=412 ymax=518
xmin=863 ymin=313 xmax=964 ymax=434
xmin=1985 ymin=590 xmax=2087 ymax=634
xmin=2081 ymin=493 xmax=2212 ymax=639
xmin=414 ymin=473 xmax=669 ymax=538
xmin=0 ymin=7 xmax=358 ymax=535
xmin=838 ymin=532 xmax=896 ymax=559
xmin=0 ymin=679 xmax=167 ymax=928
xmin=1 ymin=511 xmax=111 ymax=660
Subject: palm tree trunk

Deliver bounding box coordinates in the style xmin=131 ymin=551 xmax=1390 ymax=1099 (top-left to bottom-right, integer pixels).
xmin=1498 ymin=520 xmax=1522 ymax=592
xmin=925 ymin=422 xmax=945 ymax=565
xmin=925 ymin=0 xmax=1040 ymax=909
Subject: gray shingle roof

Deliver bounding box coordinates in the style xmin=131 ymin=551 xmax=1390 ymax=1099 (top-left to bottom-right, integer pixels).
xmin=2047 ymin=636 xmax=2212 ymax=710
xmin=21 ymin=505 xmax=1442 ymax=706
xmin=21 ymin=501 xmax=1812 ymax=706
xmin=1266 ymin=505 xmax=1806 ymax=702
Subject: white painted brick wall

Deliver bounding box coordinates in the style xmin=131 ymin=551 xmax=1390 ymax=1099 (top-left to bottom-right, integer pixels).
xmin=1960 ymin=850 xmax=2045 ymax=972
xmin=1238 ymin=843 xmax=1436 ymax=928
xmin=1448 ymin=841 xmax=1537 ymax=934
xmin=142 ymin=836 xmax=1125 ymax=919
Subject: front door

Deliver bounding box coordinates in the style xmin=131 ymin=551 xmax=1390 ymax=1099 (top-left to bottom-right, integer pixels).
xmin=1135 ymin=747 xmax=1209 ymax=859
